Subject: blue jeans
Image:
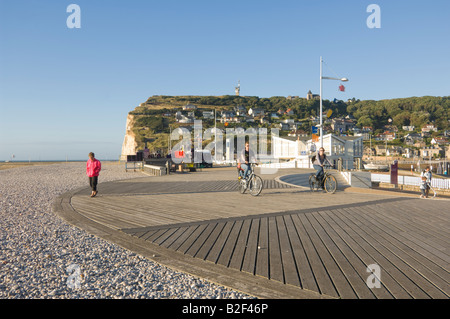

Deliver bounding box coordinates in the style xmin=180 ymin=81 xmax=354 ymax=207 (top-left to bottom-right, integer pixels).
xmin=241 ymin=163 xmax=251 ymax=179
xmin=314 ymin=165 xmax=324 ymax=185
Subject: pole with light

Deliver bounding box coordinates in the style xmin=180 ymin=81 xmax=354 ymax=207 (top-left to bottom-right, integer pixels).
xmin=319 ymin=56 xmax=349 ymax=149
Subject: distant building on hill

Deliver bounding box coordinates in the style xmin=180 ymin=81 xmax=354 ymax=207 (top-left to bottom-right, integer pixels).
xmin=182 ymin=103 xmax=197 ymax=110
xmin=306 ymin=90 xmax=320 ymax=100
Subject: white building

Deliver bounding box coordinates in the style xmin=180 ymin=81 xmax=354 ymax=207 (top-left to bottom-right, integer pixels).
xmin=248 ymin=108 xmax=264 ymax=117
xmin=202 ymin=111 xmax=214 ymax=119
xmin=182 ymin=103 xmax=197 ymax=110
xmin=271 ymin=134 xmax=364 ymax=170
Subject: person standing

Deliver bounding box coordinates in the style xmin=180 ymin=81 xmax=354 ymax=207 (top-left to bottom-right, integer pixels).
xmin=86 ymin=152 xmax=101 ymax=197
xmin=419 ymin=176 xmax=427 ymax=199
xmin=421 ymin=167 xmax=432 ymax=198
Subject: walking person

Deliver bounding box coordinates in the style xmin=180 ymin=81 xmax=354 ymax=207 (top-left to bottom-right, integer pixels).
xmin=86 ymin=152 xmax=101 ymax=197
xmin=421 ymin=167 xmax=432 ymax=198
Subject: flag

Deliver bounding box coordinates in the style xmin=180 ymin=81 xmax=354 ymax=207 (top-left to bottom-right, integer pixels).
xmin=327 ymin=109 xmax=333 ymax=118
xmin=339 ymin=84 xmax=345 ymax=92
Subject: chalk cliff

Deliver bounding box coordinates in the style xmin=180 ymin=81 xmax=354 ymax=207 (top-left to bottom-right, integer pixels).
xmin=120 ymin=114 xmax=137 ymax=160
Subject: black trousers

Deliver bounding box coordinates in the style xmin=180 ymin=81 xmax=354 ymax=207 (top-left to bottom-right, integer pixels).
xmin=89 ymin=176 xmax=98 ymax=192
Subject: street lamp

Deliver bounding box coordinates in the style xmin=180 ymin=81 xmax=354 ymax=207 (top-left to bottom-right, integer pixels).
xmin=319 ymin=56 xmax=349 ymax=148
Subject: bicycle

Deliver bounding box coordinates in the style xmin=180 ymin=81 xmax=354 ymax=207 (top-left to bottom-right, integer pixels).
xmin=238 ymin=163 xmax=263 ymax=196
xmin=309 ymin=165 xmax=337 ymax=194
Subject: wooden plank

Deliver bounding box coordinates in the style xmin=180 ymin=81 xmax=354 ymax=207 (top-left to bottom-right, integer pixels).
xmin=74 ymin=206 xmax=144 ymax=230
xmin=312 ymin=212 xmax=393 ymax=299
xmin=377 ymin=202 xmax=450 ymax=250
xmin=178 ymin=224 xmax=208 ymax=254
xmin=346 ymin=206 xmax=450 ymax=288
xmin=343 ymin=206 xmax=449 ymax=298
xmin=217 ymin=220 xmax=244 ymax=267
xmin=277 ymin=215 xmax=300 ymax=287
xmin=305 ymin=213 xmax=376 ymax=299
xmin=379 ymin=201 xmax=450 ymax=251
xmin=390 ymin=202 xmax=450 ymax=237
xmin=73 ymin=201 xmax=176 ymax=228
xmin=291 ymin=213 xmax=339 ymax=298
xmin=145 ymin=228 xmax=170 ymax=242
xmin=255 ymin=217 xmax=269 ymax=279
xmin=363 ymin=205 xmax=450 ymax=268
xmin=205 ymin=221 xmax=235 ymax=264
xmin=160 ymin=227 xmax=189 ymax=248
xmin=268 ymin=216 xmax=284 ymax=283
xmin=167 ymin=225 xmax=200 ymax=251
xmin=153 ymin=227 xmax=180 ymax=246
xmin=241 ymin=219 xmax=260 ymax=275
xmin=376 ymin=200 xmax=449 ymax=239
xmin=229 ymin=219 xmax=252 ymax=270
xmin=130 ymin=230 xmax=151 ymax=238
xmin=298 ymin=213 xmax=357 ymax=299
xmin=388 ymin=199 xmax=450 ymax=228
xmin=331 ymin=208 xmax=430 ymax=299
xmin=283 ymin=214 xmax=320 ymax=293
xmin=319 ymin=209 xmax=412 ymax=299
xmin=185 ymin=223 xmax=218 ymax=257
xmin=194 ymin=222 xmax=226 ymax=260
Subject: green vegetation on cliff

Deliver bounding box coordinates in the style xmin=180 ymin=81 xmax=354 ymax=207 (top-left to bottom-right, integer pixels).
xmin=127 ymin=95 xmax=449 ymax=153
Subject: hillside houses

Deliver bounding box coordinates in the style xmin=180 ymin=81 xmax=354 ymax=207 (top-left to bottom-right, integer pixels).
xmin=160 ymin=101 xmax=450 ymax=163
xmin=248 ymin=108 xmax=265 ymax=117
xmin=182 ymin=103 xmax=197 ymax=111
xmin=331 ymin=118 xmax=355 ymax=133
xmin=420 ymin=146 xmax=445 ymax=159
xmin=422 ymin=124 xmax=438 ymax=134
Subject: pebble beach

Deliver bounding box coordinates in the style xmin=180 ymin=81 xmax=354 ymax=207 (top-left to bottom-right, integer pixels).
xmin=0 ymin=162 xmax=253 ymax=299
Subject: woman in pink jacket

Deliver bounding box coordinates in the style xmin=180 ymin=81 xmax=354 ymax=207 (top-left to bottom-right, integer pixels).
xmin=86 ymin=152 xmax=101 ymax=197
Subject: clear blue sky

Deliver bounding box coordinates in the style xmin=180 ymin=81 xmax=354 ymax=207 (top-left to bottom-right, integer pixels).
xmin=1 ymin=0 xmax=449 ymax=161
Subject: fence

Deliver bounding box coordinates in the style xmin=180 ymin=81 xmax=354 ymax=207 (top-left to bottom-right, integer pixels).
xmin=371 ymin=173 xmax=450 ymax=190
xmin=143 ymin=164 xmax=166 ymax=176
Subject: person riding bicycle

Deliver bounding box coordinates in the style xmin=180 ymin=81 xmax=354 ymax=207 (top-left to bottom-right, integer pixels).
xmin=237 ymin=142 xmax=257 ymax=180
xmin=312 ymin=147 xmax=333 ymax=189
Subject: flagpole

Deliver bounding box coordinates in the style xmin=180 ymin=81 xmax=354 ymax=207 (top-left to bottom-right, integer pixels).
xmin=319 ymin=56 xmax=323 ymax=149
xmin=214 ymin=107 xmax=216 ymax=163
xmin=319 ymin=56 xmax=349 ymax=150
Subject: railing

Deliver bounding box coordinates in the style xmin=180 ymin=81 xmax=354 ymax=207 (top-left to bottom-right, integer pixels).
xmin=143 ymin=164 xmax=166 ymax=176
xmin=125 ymin=161 xmax=143 ymax=172
xmin=371 ymin=173 xmax=450 ymax=189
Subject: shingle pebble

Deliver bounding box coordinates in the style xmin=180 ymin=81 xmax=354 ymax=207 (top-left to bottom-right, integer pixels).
xmin=0 ymin=162 xmax=253 ymax=299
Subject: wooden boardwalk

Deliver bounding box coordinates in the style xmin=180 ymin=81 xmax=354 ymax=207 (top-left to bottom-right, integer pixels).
xmin=61 ymin=167 xmax=450 ymax=299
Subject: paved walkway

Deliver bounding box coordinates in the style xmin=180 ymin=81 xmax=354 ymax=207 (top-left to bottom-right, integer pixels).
xmin=53 ymin=167 xmax=450 ymax=299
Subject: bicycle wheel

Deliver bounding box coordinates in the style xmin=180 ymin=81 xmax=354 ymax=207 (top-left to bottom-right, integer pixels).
xmin=324 ymin=175 xmax=337 ymax=194
xmin=239 ymin=179 xmax=247 ymax=194
xmin=309 ymin=174 xmax=318 ymax=192
xmin=249 ymin=175 xmax=263 ymax=196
